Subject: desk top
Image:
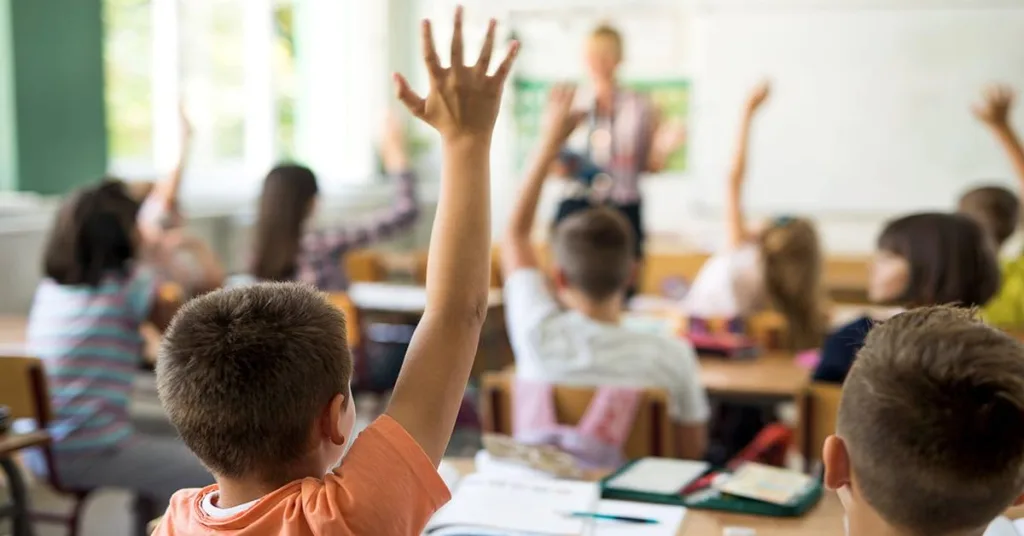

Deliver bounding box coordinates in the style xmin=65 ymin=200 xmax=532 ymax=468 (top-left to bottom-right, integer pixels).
xmin=444 ymin=458 xmax=844 ymax=535
xmin=0 ymin=315 xmax=27 ymax=353
xmin=0 ymin=430 xmax=50 ymax=457
xmin=699 ymin=353 xmax=811 ymax=398
xmin=348 ymin=283 xmax=503 ymax=315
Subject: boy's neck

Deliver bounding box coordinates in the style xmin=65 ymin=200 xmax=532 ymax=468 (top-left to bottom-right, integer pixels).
xmin=847 ymin=510 xmax=989 ymax=536
xmin=214 ymin=459 xmax=326 ymax=508
xmin=561 ymin=290 xmax=623 ymax=324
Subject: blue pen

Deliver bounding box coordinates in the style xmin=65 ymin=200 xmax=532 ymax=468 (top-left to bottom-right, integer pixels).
xmin=568 ymin=512 xmax=659 ymax=524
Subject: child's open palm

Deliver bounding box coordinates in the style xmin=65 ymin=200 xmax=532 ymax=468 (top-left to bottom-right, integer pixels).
xmin=974 ymin=85 xmax=1015 ymax=127
xmin=394 ymin=7 xmax=519 ymax=141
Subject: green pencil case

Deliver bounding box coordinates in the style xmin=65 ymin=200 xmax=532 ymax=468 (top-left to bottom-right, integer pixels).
xmin=599 ymin=459 xmax=823 ymax=517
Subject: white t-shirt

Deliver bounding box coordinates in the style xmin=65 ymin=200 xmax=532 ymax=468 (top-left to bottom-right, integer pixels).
xmin=683 ymin=243 xmax=763 ymax=319
xmin=503 ymin=269 xmax=711 ymax=424
xmin=200 ymin=491 xmax=258 ymax=519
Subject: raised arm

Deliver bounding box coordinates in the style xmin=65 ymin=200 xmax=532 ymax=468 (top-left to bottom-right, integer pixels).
xmin=501 ymin=84 xmax=586 ymax=275
xmin=725 ymin=81 xmax=770 ymax=248
xmin=646 ymin=113 xmax=687 ymax=174
xmin=386 ymin=7 xmax=519 ymax=465
xmin=151 ymin=104 xmax=192 ymax=216
xmin=302 ymin=115 xmax=420 ymax=260
xmin=973 ymin=85 xmax=1024 ymax=191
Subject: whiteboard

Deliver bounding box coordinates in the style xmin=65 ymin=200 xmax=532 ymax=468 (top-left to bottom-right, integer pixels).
xmin=689 ymin=6 xmax=1024 ymax=215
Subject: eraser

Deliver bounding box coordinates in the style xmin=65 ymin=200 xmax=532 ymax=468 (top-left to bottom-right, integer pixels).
xmin=723 ymin=527 xmax=757 ymax=536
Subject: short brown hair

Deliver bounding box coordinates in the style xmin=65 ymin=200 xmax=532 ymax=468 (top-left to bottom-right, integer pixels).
xmin=157 ymin=283 xmax=351 ymax=480
xmin=877 ymin=212 xmax=1000 ymax=308
xmin=958 ymin=185 xmax=1019 ymax=246
xmin=552 ymin=207 xmax=634 ymax=301
xmin=839 ymin=306 xmax=1024 ymax=534
xmin=589 ymin=24 xmax=623 ymax=60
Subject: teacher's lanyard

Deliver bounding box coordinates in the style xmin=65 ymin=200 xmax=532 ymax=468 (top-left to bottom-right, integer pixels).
xmin=585 ymin=97 xmax=615 ymax=169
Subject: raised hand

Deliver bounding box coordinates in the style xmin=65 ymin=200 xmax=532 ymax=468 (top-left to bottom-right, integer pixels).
xmin=393 ymin=6 xmax=519 ymax=141
xmin=542 ymin=84 xmax=587 ymax=145
xmin=745 ymin=80 xmax=771 ymax=115
xmin=973 ymin=85 xmax=1014 ymax=128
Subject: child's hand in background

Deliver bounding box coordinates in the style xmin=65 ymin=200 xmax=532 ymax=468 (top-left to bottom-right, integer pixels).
xmin=974 ymin=85 xmax=1014 ymax=128
xmin=393 ymin=6 xmax=519 ymax=143
xmin=542 ymin=84 xmax=587 ymax=147
xmin=745 ymin=80 xmax=771 ymax=116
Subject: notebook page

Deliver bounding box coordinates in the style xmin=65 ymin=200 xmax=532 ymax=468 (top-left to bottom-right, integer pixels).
xmin=591 ymin=500 xmax=686 ymax=536
xmin=426 ymin=474 xmax=599 ymax=535
xmin=606 ymin=458 xmax=710 ymax=494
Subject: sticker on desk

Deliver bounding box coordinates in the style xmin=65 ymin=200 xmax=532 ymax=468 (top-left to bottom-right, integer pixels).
xmin=716 ymin=463 xmax=814 ymax=506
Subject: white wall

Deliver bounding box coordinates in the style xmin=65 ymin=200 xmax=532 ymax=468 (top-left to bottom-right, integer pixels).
xmin=405 ymin=0 xmax=1024 ymax=254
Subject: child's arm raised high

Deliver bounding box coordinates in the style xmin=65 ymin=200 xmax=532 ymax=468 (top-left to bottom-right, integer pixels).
xmin=725 ymin=81 xmax=770 ymax=248
xmin=386 ymin=7 xmax=518 ymax=466
xmin=974 ymin=85 xmax=1024 ymax=192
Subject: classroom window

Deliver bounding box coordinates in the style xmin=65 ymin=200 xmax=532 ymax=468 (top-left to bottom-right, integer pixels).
xmin=103 ymin=0 xmax=386 ymax=196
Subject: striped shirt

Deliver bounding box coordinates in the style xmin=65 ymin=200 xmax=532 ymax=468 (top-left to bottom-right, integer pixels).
xmin=27 ymin=268 xmax=157 ymax=453
xmin=296 ymin=170 xmax=419 ymax=291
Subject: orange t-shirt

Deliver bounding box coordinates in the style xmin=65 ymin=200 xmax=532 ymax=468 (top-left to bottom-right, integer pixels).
xmin=154 ymin=416 xmax=451 ymax=535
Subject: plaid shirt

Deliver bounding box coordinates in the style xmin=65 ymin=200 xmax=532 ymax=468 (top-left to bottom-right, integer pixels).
xmin=296 ymin=170 xmax=419 ymax=291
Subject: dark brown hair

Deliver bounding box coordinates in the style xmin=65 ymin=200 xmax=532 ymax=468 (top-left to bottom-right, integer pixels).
xmin=838 ymin=306 xmax=1024 ymax=534
xmin=958 ymin=185 xmax=1019 ymax=247
xmin=877 ymin=212 xmax=1000 ymax=308
xmin=552 ymin=207 xmax=634 ymax=301
xmin=43 ymin=179 xmax=140 ymax=286
xmin=157 ymin=282 xmax=351 ymax=481
xmin=758 ymin=217 xmax=828 ymax=350
xmin=250 ymin=165 xmax=319 ymax=281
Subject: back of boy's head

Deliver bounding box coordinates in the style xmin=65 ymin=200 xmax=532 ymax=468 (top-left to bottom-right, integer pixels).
xmin=157 ymin=282 xmax=351 ymax=481
xmin=552 ymin=207 xmax=634 ymax=302
xmin=44 ymin=179 xmax=140 ymax=287
xmin=758 ymin=217 xmax=827 ymax=350
xmin=838 ymin=306 xmax=1024 ymax=534
xmin=958 ymin=185 xmax=1019 ymax=247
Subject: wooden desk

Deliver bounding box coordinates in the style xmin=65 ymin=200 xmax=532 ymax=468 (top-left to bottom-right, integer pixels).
xmin=699 ymin=352 xmax=810 ymax=400
xmin=444 ymin=458 xmax=845 ymax=535
xmin=0 ymin=316 xmax=27 ymax=353
xmin=1 ymin=431 xmax=50 ymax=536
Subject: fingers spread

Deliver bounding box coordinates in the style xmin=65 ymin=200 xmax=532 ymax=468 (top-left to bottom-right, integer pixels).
xmin=393 ymin=73 xmax=426 ymax=119
xmin=475 ymin=19 xmax=496 ymax=73
xmin=451 ymin=5 xmax=464 ymax=68
xmin=491 ymin=41 xmax=520 ymax=84
xmin=422 ymin=20 xmax=443 ymax=80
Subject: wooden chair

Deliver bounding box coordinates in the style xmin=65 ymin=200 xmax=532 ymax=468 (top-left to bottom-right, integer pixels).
xmin=479 ymin=371 xmax=675 ymax=459
xmin=0 ymin=354 xmax=147 ymax=536
xmin=344 ymin=249 xmax=387 ymax=283
xmin=805 ymin=382 xmax=843 ymax=469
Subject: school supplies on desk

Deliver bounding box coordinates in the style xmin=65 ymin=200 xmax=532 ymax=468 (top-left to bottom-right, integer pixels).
xmin=426 ymin=473 xmax=599 ymax=535
xmin=589 ymin=501 xmax=686 ymax=536
xmin=601 ymin=458 xmax=823 ymax=518
xmin=604 ymin=458 xmax=710 ymax=495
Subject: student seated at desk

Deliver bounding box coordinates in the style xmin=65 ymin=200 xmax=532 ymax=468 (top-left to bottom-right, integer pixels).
xmin=824 ymin=306 xmax=1024 ymax=536
xmin=501 ymin=84 xmax=710 ymax=461
xmin=962 ymin=85 xmax=1024 ymax=329
xmin=813 ymin=213 xmax=999 ymax=383
xmin=683 ymin=81 xmax=827 ymax=351
xmin=231 ymin=112 xmax=419 ymax=290
xmin=152 ymin=10 xmax=516 ymax=534
xmin=27 ymin=179 xmax=212 ymax=515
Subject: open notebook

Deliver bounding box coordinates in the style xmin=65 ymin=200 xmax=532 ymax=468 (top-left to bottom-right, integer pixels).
xmin=425 ymin=473 xmax=686 ymax=536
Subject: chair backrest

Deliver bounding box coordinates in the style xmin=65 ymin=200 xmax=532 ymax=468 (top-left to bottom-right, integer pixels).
xmin=345 ymin=249 xmax=387 ymax=283
xmin=480 ymin=371 xmax=674 ymax=459
xmin=325 ymin=293 xmax=362 ymax=349
xmin=807 ymin=382 xmax=843 ymax=465
xmin=0 ymin=354 xmax=52 ymax=425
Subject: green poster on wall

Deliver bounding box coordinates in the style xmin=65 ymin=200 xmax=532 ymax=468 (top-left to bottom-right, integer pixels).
xmin=512 ymin=78 xmax=690 ymax=173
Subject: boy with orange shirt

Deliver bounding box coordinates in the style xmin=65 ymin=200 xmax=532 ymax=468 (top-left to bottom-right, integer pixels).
xmin=152 ymin=8 xmax=518 ymax=534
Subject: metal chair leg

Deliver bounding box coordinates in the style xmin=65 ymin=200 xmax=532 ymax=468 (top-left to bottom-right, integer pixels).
xmin=0 ymin=456 xmax=35 ymax=536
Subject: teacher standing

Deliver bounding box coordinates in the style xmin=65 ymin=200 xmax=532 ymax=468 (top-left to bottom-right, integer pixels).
xmin=556 ymin=24 xmax=685 ymax=291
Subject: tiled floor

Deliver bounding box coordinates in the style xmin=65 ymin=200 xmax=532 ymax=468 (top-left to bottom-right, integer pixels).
xmin=1 ymin=376 xmax=481 ymax=536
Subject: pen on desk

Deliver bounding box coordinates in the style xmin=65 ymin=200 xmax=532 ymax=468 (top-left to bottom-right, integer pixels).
xmin=567 ymin=512 xmax=659 ymax=524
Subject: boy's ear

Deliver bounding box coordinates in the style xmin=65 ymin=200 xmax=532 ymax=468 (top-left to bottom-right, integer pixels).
xmin=553 ymin=267 xmax=569 ymax=290
xmin=1013 ymin=494 xmax=1024 ymax=507
xmin=322 ymin=393 xmax=348 ymax=446
xmin=823 ymin=435 xmax=851 ymax=491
